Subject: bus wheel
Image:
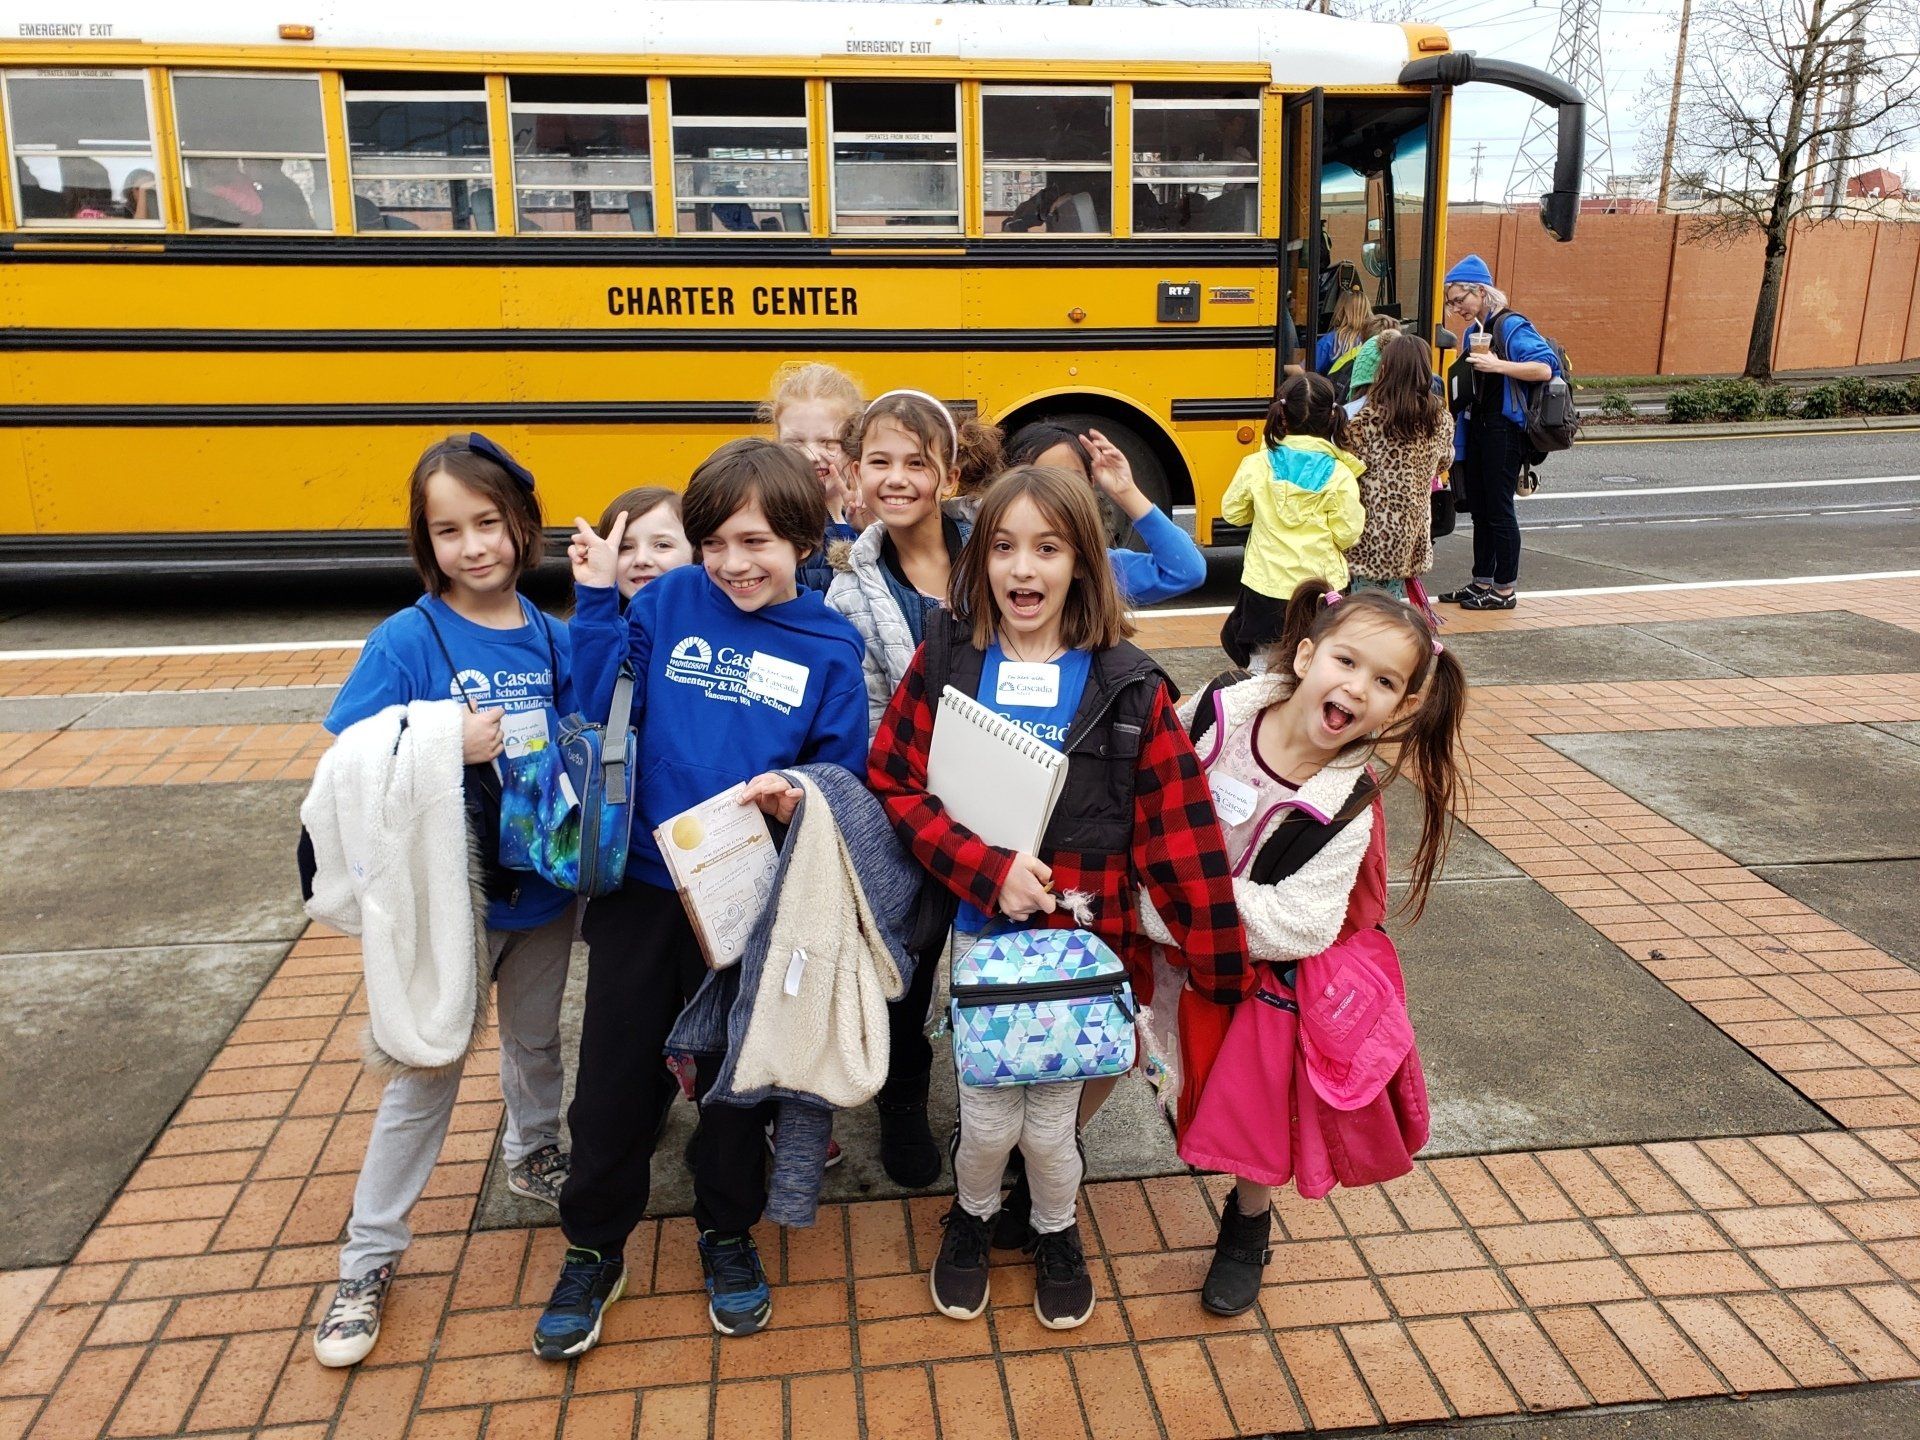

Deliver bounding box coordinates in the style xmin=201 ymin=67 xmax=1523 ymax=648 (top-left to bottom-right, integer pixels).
xmin=1037 ymin=412 xmax=1172 ymax=551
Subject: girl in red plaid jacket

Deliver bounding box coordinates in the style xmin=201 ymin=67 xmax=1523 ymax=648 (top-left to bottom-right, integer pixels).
xmin=868 ymin=465 xmax=1251 ymax=1332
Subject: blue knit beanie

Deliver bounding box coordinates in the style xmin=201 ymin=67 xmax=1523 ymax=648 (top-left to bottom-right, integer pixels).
xmin=1444 ymin=253 xmax=1494 ymax=287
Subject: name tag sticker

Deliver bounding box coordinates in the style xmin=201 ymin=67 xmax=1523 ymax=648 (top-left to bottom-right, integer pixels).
xmin=1210 ymin=772 xmax=1260 ymax=828
xmin=499 ymin=707 xmax=550 ymax=760
xmin=746 ymin=651 xmax=810 ymax=708
xmin=995 ymin=662 xmax=1060 ymax=708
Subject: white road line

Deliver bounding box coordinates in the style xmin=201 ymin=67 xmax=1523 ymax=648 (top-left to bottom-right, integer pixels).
xmin=1534 ymin=474 xmax=1920 ymax=501
xmin=0 ymin=638 xmax=367 ymax=661
xmin=1136 ymin=568 xmax=1920 ymax=619
xmin=11 ymin=568 xmax=1920 ymax=660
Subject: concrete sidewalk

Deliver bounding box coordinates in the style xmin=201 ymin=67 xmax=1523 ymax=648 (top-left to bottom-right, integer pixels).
xmin=3 ymin=578 xmax=1920 ymax=1439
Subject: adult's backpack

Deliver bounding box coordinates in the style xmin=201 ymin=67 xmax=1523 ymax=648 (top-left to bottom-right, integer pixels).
xmin=1489 ymin=310 xmax=1578 ymax=462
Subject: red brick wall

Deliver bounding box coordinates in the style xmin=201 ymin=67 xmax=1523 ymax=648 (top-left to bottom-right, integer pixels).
xmin=1858 ymin=223 xmax=1920 ymax=365
xmin=1442 ymin=209 xmax=1920 ymax=376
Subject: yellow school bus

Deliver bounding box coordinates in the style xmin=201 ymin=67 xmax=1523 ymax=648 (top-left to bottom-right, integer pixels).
xmin=0 ymin=0 xmax=1583 ymax=570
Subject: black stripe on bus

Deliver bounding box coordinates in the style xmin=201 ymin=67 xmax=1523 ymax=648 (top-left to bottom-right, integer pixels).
xmin=1 ymin=234 xmax=1280 ymax=269
xmin=0 ymin=401 xmax=770 ymax=428
xmin=0 ymin=325 xmax=1274 ymax=354
xmin=1170 ymin=398 xmax=1271 ymax=420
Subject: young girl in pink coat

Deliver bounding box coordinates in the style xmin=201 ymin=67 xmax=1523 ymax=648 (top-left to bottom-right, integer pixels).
xmin=1142 ymin=580 xmax=1468 ymax=1316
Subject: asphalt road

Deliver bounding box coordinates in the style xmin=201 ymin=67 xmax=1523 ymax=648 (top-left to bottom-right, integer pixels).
xmin=2 ymin=428 xmax=1916 ymax=648
xmin=1171 ymin=426 xmax=1920 ymax=607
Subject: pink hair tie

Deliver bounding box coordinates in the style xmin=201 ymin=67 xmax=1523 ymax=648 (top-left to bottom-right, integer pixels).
xmin=1432 ymin=637 xmax=1445 ymax=656
xmin=1321 ymin=591 xmax=1342 ymax=607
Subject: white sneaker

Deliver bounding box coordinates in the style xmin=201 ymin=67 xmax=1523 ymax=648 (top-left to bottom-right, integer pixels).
xmin=313 ymin=1264 xmax=393 ymax=1368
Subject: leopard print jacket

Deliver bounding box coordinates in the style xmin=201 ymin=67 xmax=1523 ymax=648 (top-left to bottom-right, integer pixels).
xmin=1343 ymin=405 xmax=1454 ymax=580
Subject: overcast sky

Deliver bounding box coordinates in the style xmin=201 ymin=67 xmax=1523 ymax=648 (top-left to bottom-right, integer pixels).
xmin=1397 ymin=0 xmax=1916 ymax=202
xmin=1440 ymin=0 xmax=1680 ymax=199
xmin=771 ymin=0 xmax=1915 ymax=206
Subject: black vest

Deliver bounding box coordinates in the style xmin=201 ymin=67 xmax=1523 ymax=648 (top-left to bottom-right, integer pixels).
xmin=905 ymin=610 xmax=1171 ymax=950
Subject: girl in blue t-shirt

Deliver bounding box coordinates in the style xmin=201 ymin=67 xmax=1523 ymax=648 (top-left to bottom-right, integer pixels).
xmin=312 ymin=434 xmax=577 ymax=1371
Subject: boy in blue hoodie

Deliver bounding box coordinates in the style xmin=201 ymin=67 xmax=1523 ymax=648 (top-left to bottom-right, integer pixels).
xmin=534 ymin=438 xmax=867 ymax=1357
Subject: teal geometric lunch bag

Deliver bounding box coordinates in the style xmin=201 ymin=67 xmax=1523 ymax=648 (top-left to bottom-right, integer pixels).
xmin=949 ymin=927 xmax=1137 ymax=1088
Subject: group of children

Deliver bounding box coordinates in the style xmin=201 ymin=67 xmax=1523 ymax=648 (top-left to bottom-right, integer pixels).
xmin=309 ymin=358 xmax=1470 ymax=1368
xmin=1223 ymin=303 xmax=1458 ymax=666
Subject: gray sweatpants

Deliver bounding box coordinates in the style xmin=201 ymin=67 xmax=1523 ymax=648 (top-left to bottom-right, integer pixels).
xmin=339 ymin=908 xmax=574 ymax=1279
xmin=954 ymin=1080 xmax=1085 ymax=1234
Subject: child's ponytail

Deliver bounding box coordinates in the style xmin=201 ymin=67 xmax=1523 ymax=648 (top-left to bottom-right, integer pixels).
xmin=1263 ymin=372 xmax=1348 ymax=450
xmin=1390 ymin=645 xmax=1467 ymax=921
xmin=952 ymin=417 xmax=1007 ymax=499
xmin=1274 ymin=576 xmax=1338 ymax=659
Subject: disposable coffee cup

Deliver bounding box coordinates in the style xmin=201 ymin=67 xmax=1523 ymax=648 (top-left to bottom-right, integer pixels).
xmin=1469 ymin=331 xmax=1492 ymax=354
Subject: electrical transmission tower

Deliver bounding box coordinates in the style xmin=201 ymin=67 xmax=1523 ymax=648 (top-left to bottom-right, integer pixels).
xmin=1506 ymin=0 xmax=1613 ymax=204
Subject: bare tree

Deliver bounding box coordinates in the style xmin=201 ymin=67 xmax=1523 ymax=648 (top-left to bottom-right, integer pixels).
xmin=1653 ymin=0 xmax=1920 ymax=380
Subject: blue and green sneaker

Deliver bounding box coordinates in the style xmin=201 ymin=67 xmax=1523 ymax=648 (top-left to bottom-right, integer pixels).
xmin=531 ymin=1246 xmax=624 ymax=1360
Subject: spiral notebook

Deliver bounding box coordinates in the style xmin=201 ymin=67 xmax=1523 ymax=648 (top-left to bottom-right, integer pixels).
xmin=927 ymin=685 xmax=1069 ymax=853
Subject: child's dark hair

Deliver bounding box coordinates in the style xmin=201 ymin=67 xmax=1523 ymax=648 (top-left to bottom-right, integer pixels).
xmin=681 ymin=438 xmax=826 ymax=558
xmin=1270 ymin=578 xmax=1467 ymax=920
xmin=844 ymin=391 xmax=1004 ymax=497
xmin=597 ymin=485 xmax=681 ymax=539
xmin=405 ymin=434 xmax=544 ymax=596
xmin=1365 ymin=337 xmax=1445 ymax=446
xmin=1004 ymin=421 xmax=1093 ymax=477
xmin=1264 ymin=372 xmax=1348 ymax=449
xmin=950 ymin=465 xmax=1134 ymax=652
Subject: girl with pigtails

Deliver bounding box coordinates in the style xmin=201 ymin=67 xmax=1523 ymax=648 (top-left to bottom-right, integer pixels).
xmin=1142 ymin=580 xmax=1468 ymax=1317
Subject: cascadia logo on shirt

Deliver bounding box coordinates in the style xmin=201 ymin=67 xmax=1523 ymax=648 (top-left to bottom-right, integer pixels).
xmin=666 ymin=636 xmax=713 ymax=678
xmin=450 ymin=668 xmax=492 ymax=702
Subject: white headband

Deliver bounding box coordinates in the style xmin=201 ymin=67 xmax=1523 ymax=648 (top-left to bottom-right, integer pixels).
xmin=865 ymin=388 xmax=959 ymax=460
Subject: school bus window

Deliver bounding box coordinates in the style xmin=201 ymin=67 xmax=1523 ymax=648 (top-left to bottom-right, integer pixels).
xmin=344 ymin=72 xmax=494 ymax=232
xmin=173 ymin=72 xmax=331 ymax=231
xmin=980 ymin=86 xmax=1111 ymax=236
xmin=3 ymin=70 xmax=162 ymax=226
xmin=1321 ymin=97 xmax=1431 ymax=326
xmin=1131 ymin=84 xmax=1259 ymax=236
xmin=828 ymin=82 xmax=959 ymax=234
xmin=509 ymin=75 xmax=652 ymax=234
xmin=670 ymin=77 xmax=809 ymax=235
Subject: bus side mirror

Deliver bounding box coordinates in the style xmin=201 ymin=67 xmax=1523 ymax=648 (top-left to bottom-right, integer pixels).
xmin=1432 ymin=324 xmax=1458 ymax=352
xmin=1540 ymin=189 xmax=1578 ymax=242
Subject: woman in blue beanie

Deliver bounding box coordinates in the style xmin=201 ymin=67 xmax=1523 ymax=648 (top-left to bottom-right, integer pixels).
xmin=1439 ymin=255 xmax=1558 ymax=610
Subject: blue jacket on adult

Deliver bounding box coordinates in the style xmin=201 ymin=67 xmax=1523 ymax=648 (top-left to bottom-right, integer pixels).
xmin=1445 ymin=253 xmax=1561 ymax=455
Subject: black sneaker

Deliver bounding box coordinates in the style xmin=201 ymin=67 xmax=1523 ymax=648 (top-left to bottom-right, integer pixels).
xmin=929 ymin=1200 xmax=993 ymax=1320
xmin=1437 ymin=584 xmax=1490 ymax=604
xmin=698 ymin=1231 xmax=772 ymax=1337
xmin=1031 ymin=1224 xmax=1095 ymax=1330
xmin=532 ymin=1247 xmax=625 ymax=1360
xmin=1459 ymin=588 xmax=1518 ymax=611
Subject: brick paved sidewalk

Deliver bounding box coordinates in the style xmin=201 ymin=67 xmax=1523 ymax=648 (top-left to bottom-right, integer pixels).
xmin=3 ymin=578 xmax=1920 ymax=1439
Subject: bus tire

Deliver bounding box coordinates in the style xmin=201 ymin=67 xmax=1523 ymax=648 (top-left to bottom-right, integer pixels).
xmin=1033 ymin=411 xmax=1172 ymax=551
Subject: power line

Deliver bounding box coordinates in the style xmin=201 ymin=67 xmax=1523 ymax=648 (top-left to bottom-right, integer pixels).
xmin=1507 ymin=0 xmax=1614 ymax=202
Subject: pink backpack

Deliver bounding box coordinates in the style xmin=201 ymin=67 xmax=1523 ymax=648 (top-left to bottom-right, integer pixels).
xmin=1177 ymin=928 xmax=1428 ymax=1197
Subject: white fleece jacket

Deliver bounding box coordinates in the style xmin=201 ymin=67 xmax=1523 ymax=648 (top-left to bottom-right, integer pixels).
xmin=731 ymin=771 xmax=906 ymax=1108
xmin=300 ymin=698 xmax=490 ymax=1074
xmin=1141 ymin=674 xmax=1374 ymax=963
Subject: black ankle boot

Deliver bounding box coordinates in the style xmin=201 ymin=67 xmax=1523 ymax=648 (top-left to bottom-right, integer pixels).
xmin=874 ymin=1068 xmax=942 ymax=1188
xmin=1200 ymin=1193 xmax=1272 ymax=1316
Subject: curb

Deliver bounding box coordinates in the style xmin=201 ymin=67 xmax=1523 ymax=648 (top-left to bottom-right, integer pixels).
xmin=1578 ymin=415 xmax=1920 ymax=440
